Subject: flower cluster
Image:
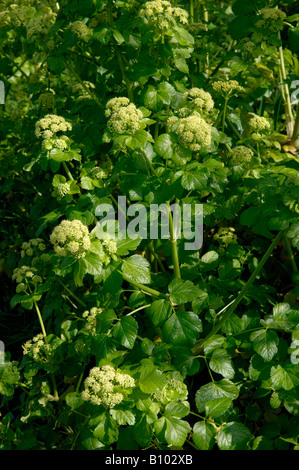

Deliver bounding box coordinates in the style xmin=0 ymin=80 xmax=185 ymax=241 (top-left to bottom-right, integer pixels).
xmin=35 ymin=114 xmax=72 ymax=151
xmin=141 ymin=0 xmax=188 ymax=31
xmin=177 ymin=112 xmax=212 ymax=151
xmin=26 ymin=7 xmax=57 ymax=40
xmin=82 ymin=307 xmax=103 ymax=335
xmin=102 ymin=238 xmax=117 ymax=256
xmin=230 ymin=145 xmax=254 ymax=169
xmin=38 ymin=92 xmax=56 ymax=110
xmin=212 ymin=80 xmax=245 ymax=97
xmin=22 ymin=333 xmax=51 ymax=362
xmin=213 ymin=227 xmax=237 ymax=246
xmin=12 ymin=266 xmax=42 ymax=293
xmin=105 ymin=98 xmax=143 ymax=135
xmin=183 ymin=88 xmax=214 ymax=114
xmin=70 ymin=20 xmax=90 ymax=41
xmin=21 ymin=238 xmax=46 ymax=259
xmin=91 ymin=157 xmax=113 ymax=181
xmin=255 ymin=8 xmax=286 ymax=33
xmin=82 ymin=365 xmax=135 ymax=408
xmin=50 ymin=219 xmax=91 ymax=259
xmin=153 ymin=375 xmax=188 ymax=406
xmin=57 ymin=182 xmax=71 ymax=198
xmin=247 ymin=114 xmax=270 ymax=134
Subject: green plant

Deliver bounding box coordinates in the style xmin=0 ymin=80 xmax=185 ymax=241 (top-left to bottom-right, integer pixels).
xmin=0 ymin=0 xmax=299 ymax=451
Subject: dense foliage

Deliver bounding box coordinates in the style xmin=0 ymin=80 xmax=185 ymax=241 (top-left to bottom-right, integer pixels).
xmin=1 ymin=0 xmax=299 ymax=451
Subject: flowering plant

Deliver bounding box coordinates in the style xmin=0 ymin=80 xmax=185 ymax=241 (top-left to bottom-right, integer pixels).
xmin=1 ymin=0 xmax=299 ymax=452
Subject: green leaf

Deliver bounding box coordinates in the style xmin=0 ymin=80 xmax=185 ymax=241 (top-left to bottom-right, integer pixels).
xmin=164 ymin=401 xmax=190 ymax=419
xmin=154 ymin=416 xmax=191 ymax=446
xmin=83 ymin=252 xmax=103 ymax=276
xmin=93 ymin=413 xmax=119 ymax=445
xmin=116 ymin=237 xmax=142 ymax=256
xmin=138 ymin=365 xmax=167 ymax=393
xmin=192 ymin=421 xmax=216 ymax=450
xmin=110 ymin=408 xmax=135 ymax=426
xmin=162 ymin=310 xmax=202 ymax=346
xmin=154 ymin=133 xmax=175 ymax=160
xmin=217 ymin=422 xmax=252 ymax=450
xmin=179 ymin=164 xmax=208 ymax=191
xmin=168 ymin=278 xmax=202 ymax=304
xmin=195 ymin=379 xmax=239 ymax=413
xmin=65 ymin=392 xmax=84 ymax=410
xmin=125 ymin=130 xmax=148 ymax=150
xmin=199 ymin=251 xmax=219 ymax=272
xmin=271 ymin=363 xmax=299 ymax=391
xmin=122 ymin=254 xmax=151 ymax=284
xmin=80 ymin=430 xmax=106 ymax=450
xmin=209 ymin=349 xmax=235 ymax=379
xmin=205 ymin=397 xmax=233 ymax=418
xmin=250 ymin=329 xmax=279 ymax=362
xmin=133 ymin=415 xmax=153 ymax=447
xmin=112 ymin=316 xmax=138 ymax=349
xmin=228 ymin=15 xmax=252 ymax=40
xmin=149 ymin=299 xmax=172 ymax=327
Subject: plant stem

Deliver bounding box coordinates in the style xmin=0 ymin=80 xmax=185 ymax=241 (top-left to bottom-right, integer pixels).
xmin=141 ymin=149 xmax=159 ymax=177
xmin=66 ymin=60 xmax=102 ymax=107
xmin=283 ymin=232 xmax=298 ymax=272
xmin=33 ymin=299 xmax=59 ymax=399
xmin=222 ymin=97 xmax=228 ymax=133
xmin=107 ymin=0 xmax=134 ymax=101
xmin=119 ymin=271 xmax=169 ymax=300
xmin=192 ymin=230 xmax=283 ymax=355
xmin=290 ymin=105 xmax=299 ymax=148
xmin=278 ymin=41 xmax=294 ymax=137
xmin=33 ymin=298 xmax=47 ymax=338
xmin=62 ymin=161 xmax=74 ymax=181
xmin=167 ymin=201 xmax=181 ymax=279
xmin=57 ymin=278 xmax=87 ymax=307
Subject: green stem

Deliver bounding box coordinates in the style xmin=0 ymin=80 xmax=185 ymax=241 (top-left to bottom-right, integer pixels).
xmin=141 ymin=149 xmax=159 ymax=177
xmin=33 ymin=299 xmax=59 ymax=399
xmin=192 ymin=230 xmax=284 ymax=355
xmin=33 ymin=298 xmax=47 ymax=338
xmin=190 ymin=0 xmax=194 ymax=23
xmin=290 ymin=105 xmax=299 ymax=148
xmin=222 ymin=97 xmax=228 ymax=133
xmin=66 ymin=60 xmax=102 ymax=107
xmin=62 ymin=161 xmax=74 ymax=181
xmin=278 ymin=41 xmax=294 ymax=136
xmin=167 ymin=201 xmax=181 ymax=279
xmin=57 ymin=278 xmax=87 ymax=307
xmin=283 ymin=232 xmax=298 ymax=272
xmin=119 ymin=271 xmax=169 ymax=300
xmin=107 ymin=0 xmax=134 ymax=101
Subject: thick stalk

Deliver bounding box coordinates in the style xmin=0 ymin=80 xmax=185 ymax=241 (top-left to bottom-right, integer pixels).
xmin=283 ymin=232 xmax=298 ymax=272
xmin=278 ymin=42 xmax=294 ymax=136
xmin=107 ymin=0 xmax=134 ymax=101
xmin=167 ymin=201 xmax=181 ymax=279
xmin=119 ymin=271 xmax=169 ymax=300
xmin=62 ymin=161 xmax=74 ymax=181
xmin=290 ymin=105 xmax=299 ymax=148
xmin=33 ymin=299 xmax=59 ymax=399
xmin=192 ymin=230 xmax=283 ymax=355
xmin=222 ymin=97 xmax=228 ymax=133
xmin=57 ymin=278 xmax=86 ymax=307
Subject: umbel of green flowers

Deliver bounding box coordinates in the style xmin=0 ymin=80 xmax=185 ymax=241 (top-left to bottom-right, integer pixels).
xmin=50 ymin=219 xmax=91 ymax=259
xmin=105 ymin=97 xmax=143 ymax=135
xmin=140 ymin=0 xmax=189 ymax=31
xmin=35 ymin=114 xmax=72 ymax=151
xmin=81 ymin=365 xmax=135 ymax=408
xmin=177 ymin=112 xmax=212 ymax=151
xmin=183 ymin=88 xmax=214 ymax=115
